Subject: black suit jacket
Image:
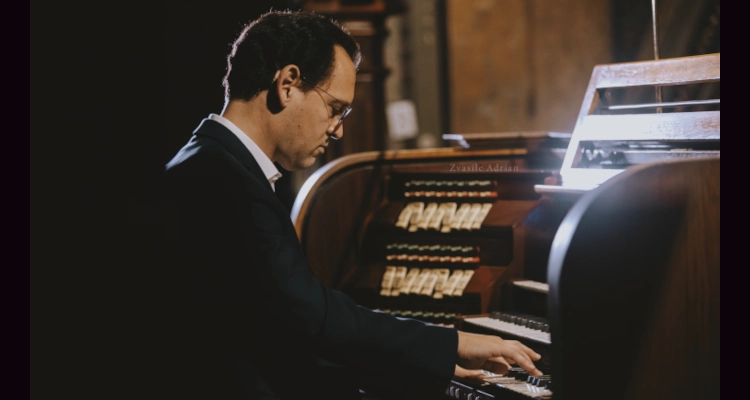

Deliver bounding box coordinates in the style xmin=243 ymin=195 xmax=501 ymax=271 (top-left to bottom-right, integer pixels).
xmin=161 ymin=119 xmax=458 ymax=399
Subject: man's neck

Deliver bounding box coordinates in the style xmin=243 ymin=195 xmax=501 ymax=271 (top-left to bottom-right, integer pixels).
xmin=220 ymin=98 xmax=276 ymax=163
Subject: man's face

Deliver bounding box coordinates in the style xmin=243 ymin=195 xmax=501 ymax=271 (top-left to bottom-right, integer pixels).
xmin=276 ymin=46 xmax=356 ymax=171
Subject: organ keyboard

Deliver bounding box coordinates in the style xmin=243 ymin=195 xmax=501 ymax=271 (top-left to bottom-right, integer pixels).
xmin=463 ymin=313 xmax=550 ymax=344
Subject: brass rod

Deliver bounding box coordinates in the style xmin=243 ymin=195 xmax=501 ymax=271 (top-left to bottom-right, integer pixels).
xmin=652 ymin=0 xmax=663 ymax=112
xmin=608 ymin=99 xmax=720 ymax=111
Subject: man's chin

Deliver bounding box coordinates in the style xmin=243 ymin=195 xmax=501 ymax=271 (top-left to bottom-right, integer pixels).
xmin=281 ymin=157 xmax=317 ymax=172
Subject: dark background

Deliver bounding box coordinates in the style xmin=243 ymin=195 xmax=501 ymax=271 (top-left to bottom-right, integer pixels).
xmin=32 ymin=1 xmax=291 ymax=397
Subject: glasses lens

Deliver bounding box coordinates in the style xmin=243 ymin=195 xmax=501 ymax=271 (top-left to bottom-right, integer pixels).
xmin=338 ymin=108 xmax=352 ymax=125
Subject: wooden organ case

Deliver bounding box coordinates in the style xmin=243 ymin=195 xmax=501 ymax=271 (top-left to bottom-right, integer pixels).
xmin=452 ymin=53 xmax=719 ymax=400
xmin=292 ymin=53 xmax=719 ymax=399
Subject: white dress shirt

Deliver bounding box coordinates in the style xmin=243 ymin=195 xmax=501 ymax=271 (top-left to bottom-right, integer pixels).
xmin=208 ymin=114 xmax=282 ymax=192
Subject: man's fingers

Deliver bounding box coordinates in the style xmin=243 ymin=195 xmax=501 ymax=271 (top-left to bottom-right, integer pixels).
xmin=454 ymin=365 xmax=487 ymax=383
xmin=519 ymin=343 xmax=542 ymax=361
xmin=507 ymin=352 xmax=542 ymax=376
xmin=456 ymin=333 xmax=543 ymax=378
xmin=500 ymin=340 xmax=540 ymax=360
xmin=482 ymin=356 xmax=511 ymax=375
xmin=486 ymin=356 xmax=511 ymax=367
xmin=497 ymin=340 xmax=543 ymax=375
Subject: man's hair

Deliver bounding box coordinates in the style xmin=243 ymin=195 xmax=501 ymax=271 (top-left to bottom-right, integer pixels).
xmin=223 ymin=10 xmax=362 ymax=101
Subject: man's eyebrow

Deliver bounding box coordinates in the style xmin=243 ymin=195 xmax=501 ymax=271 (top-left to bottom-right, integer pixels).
xmin=329 ymin=99 xmax=350 ymax=108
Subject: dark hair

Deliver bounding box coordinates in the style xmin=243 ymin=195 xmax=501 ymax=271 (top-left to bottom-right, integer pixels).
xmin=223 ymin=10 xmax=362 ymax=101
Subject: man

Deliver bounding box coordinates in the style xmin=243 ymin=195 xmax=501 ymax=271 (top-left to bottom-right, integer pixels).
xmin=162 ymin=10 xmax=541 ymax=399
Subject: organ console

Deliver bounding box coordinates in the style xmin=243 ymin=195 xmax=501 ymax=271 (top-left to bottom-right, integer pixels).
xmin=292 ymin=132 xmax=572 ymax=325
xmin=291 ymin=52 xmax=719 ymax=399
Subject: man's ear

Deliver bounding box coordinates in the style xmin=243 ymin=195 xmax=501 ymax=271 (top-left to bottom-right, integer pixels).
xmin=274 ymin=65 xmax=302 ymax=108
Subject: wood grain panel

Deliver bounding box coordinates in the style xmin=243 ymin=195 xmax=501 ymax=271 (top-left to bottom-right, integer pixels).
xmin=596 ymin=53 xmax=720 ymax=88
xmin=531 ymin=0 xmax=612 ymax=133
xmin=303 ymin=165 xmax=386 ymax=287
xmin=548 ymin=158 xmax=720 ymax=399
xmin=447 ymin=0 xmax=531 ymax=133
xmin=623 ymin=159 xmax=720 ymax=400
xmin=573 ymin=111 xmax=720 ymax=141
xmin=447 ymin=0 xmax=612 ymax=134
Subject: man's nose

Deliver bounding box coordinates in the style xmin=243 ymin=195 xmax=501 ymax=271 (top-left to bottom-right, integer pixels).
xmin=327 ymin=123 xmax=344 ymax=140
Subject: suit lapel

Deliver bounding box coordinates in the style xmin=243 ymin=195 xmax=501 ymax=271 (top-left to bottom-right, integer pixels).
xmin=191 ymin=119 xmax=296 ymax=234
xmin=192 ymin=118 xmax=275 ymax=194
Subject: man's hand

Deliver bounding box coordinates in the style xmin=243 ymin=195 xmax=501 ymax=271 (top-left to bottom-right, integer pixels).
xmin=454 ymin=331 xmax=542 ymax=381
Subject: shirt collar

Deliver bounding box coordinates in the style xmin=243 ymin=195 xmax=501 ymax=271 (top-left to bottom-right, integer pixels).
xmin=208 ymin=114 xmax=282 ymax=189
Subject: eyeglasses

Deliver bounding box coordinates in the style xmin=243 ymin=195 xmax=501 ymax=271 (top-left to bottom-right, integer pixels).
xmin=301 ymin=77 xmax=352 ymax=136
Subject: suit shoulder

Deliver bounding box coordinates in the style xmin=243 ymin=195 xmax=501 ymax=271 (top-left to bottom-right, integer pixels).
xmin=165 ymin=136 xmax=240 ymax=174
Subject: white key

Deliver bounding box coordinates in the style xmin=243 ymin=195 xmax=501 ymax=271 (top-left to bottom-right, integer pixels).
xmin=460 ymin=204 xmax=482 ymax=231
xmin=485 ymin=377 xmax=552 ymax=399
xmin=440 ymin=202 xmax=458 ymax=233
xmin=399 ymin=267 xmax=421 ymax=294
xmin=441 ymin=269 xmax=464 ymax=297
xmin=428 ymin=207 xmax=446 ymax=230
xmin=415 ymin=202 xmax=438 ymax=231
xmin=396 ymin=202 xmax=422 ymax=229
xmin=389 ymin=266 xmax=408 ymax=296
xmin=470 ymin=203 xmax=493 ymax=230
xmin=407 ymin=202 xmax=425 ymax=232
xmin=449 ymin=203 xmax=472 ymax=230
xmin=395 ymin=206 xmax=413 ymax=229
xmin=410 ymin=269 xmax=433 ymax=294
xmin=451 ymin=269 xmax=474 ymax=297
xmin=379 ymin=266 xmax=396 ymax=296
xmin=439 ymin=202 xmax=458 ymax=233
xmin=432 ymin=269 xmax=451 ymax=299
xmin=420 ymin=270 xmax=440 ymax=296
